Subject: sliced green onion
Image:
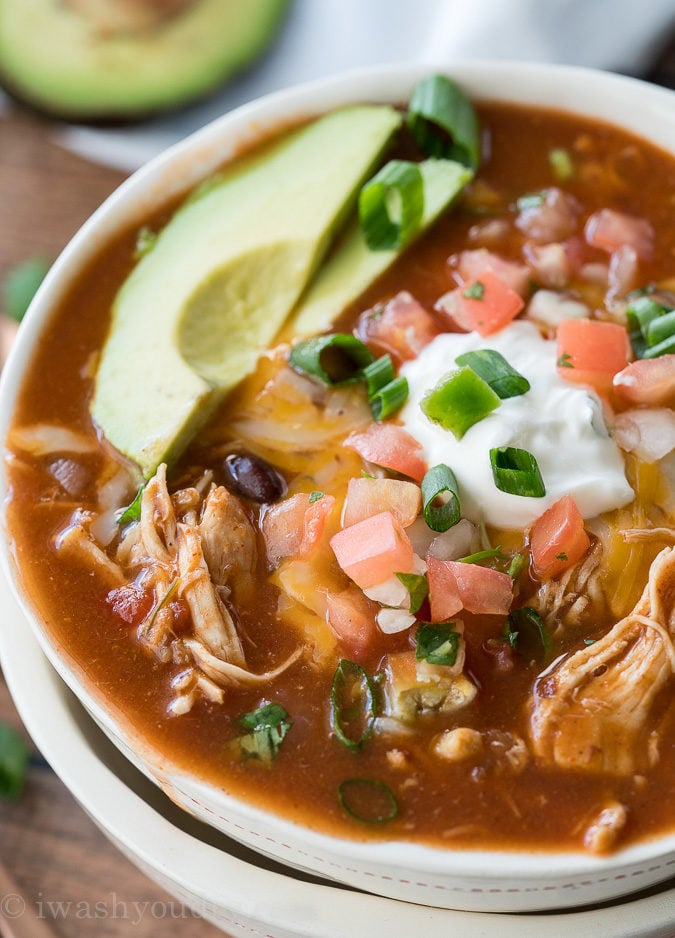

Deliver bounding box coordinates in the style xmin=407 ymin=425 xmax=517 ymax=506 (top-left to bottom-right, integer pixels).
xmin=338 ymin=778 xmax=398 ymax=824
xmin=462 ymin=281 xmax=485 ymax=300
xmin=407 ymin=74 xmax=480 ymax=169
xmin=647 ymin=309 xmax=675 ymax=346
xmin=626 ymin=295 xmax=666 ymax=336
xmin=396 ymin=572 xmax=429 ymax=614
xmin=3 ymin=256 xmax=50 ymax=322
xmin=0 ymin=722 xmax=29 ymax=800
xmin=422 ymin=366 xmax=500 ymax=438
xmin=370 ymin=376 xmax=409 ymax=421
xmin=363 ymin=354 xmax=395 ymax=396
xmin=516 ymin=190 xmax=547 ymax=212
xmin=457 ymin=546 xmax=506 ymax=566
xmin=415 ymin=621 xmax=460 ymax=666
xmin=308 ymin=490 xmax=324 ymax=504
xmin=490 ymin=446 xmax=545 ymax=498
xmin=642 ymin=333 xmax=675 ymax=358
xmin=118 ymin=484 xmax=145 ymax=525
xmin=548 ymin=148 xmax=574 ymax=181
xmin=455 ymin=348 xmax=530 ymax=399
xmin=421 ymin=464 xmax=460 ymax=532
xmin=289 ymin=333 xmax=374 ymax=385
xmin=506 ymin=607 xmax=552 ymax=663
xmin=330 ymin=660 xmax=376 ymax=751
xmin=507 ymin=551 xmax=528 ymax=580
xmin=235 ymin=701 xmax=291 ymax=763
xmin=359 ymin=160 xmax=424 ymax=250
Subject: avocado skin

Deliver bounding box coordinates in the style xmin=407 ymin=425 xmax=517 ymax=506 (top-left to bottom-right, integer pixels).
xmin=90 ymin=105 xmax=403 ymax=477
xmin=0 ymin=0 xmax=290 ymax=121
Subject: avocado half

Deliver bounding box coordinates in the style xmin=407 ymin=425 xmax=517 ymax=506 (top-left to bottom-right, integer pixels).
xmin=0 ymin=0 xmax=290 ymax=121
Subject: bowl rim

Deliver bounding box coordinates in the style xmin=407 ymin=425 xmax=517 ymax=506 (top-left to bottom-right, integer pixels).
xmin=2 ymin=58 xmax=675 ymax=896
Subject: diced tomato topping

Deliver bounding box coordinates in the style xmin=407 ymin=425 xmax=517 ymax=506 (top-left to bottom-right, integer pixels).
xmin=330 ymin=510 xmax=415 ymax=589
xmin=613 ymin=354 xmax=675 ymax=407
xmin=556 ymin=318 xmax=630 ymax=391
xmin=455 ymin=249 xmax=531 ymax=297
xmin=355 ymin=291 xmax=438 ymax=363
xmin=107 ymin=586 xmax=153 ymax=626
xmin=427 ymin=555 xmax=513 ymax=620
xmin=342 ymin=477 xmax=421 ymax=529
xmin=326 ymin=586 xmax=380 ymax=661
xmin=584 ymin=209 xmax=654 ymax=261
xmin=529 ymin=494 xmax=590 ymax=580
xmin=344 ymin=423 xmax=427 ymax=482
xmin=437 ymin=269 xmax=525 ymax=337
xmin=262 ymin=492 xmax=335 ymax=565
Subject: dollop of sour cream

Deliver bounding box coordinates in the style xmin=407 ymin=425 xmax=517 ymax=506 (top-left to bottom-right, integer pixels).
xmin=400 ymin=320 xmax=634 ymax=530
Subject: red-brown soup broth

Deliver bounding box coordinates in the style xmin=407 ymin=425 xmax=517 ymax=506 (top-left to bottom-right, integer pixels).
xmin=6 ymin=101 xmax=675 ymax=852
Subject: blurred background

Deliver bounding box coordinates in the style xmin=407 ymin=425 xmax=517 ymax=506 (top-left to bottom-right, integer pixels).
xmin=1 ymin=1 xmax=675 ymax=935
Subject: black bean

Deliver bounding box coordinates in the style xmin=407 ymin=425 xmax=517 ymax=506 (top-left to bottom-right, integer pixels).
xmin=222 ymin=452 xmax=286 ymax=503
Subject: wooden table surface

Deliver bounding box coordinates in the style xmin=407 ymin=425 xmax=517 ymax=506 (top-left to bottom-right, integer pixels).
xmin=1 ymin=47 xmax=675 ymax=938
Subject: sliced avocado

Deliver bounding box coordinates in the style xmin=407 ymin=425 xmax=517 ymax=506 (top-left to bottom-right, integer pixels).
xmin=91 ymin=105 xmax=402 ymax=477
xmin=0 ymin=0 xmax=289 ymax=120
xmin=285 ymin=159 xmax=473 ymax=338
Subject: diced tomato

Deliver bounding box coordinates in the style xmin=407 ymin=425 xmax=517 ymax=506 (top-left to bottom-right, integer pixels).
xmin=556 ymin=318 xmax=630 ymax=391
xmin=330 ymin=510 xmax=415 ymax=589
xmin=355 ymin=291 xmax=438 ymax=363
xmin=107 ymin=586 xmax=153 ymax=626
xmin=455 ymin=249 xmax=531 ymax=297
xmin=342 ymin=477 xmax=421 ymax=528
xmin=585 ymin=209 xmax=654 ymax=261
xmin=326 ymin=586 xmax=380 ymax=661
xmin=613 ymin=354 xmax=675 ymax=407
xmin=437 ymin=269 xmax=525 ymax=337
xmin=344 ymin=423 xmax=427 ymax=482
xmin=262 ymin=492 xmax=335 ymax=565
xmin=529 ymin=494 xmax=590 ymax=580
xmin=426 ymin=555 xmax=513 ymax=619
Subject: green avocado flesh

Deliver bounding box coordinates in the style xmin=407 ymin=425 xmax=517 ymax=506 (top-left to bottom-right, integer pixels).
xmin=91 ymin=105 xmax=403 ymax=477
xmin=286 ymin=159 xmax=474 ymax=338
xmin=0 ymin=0 xmax=289 ymax=119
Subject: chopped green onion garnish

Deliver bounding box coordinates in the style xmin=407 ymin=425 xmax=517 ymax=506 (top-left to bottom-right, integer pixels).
xmin=507 ymin=551 xmax=528 ymax=580
xmin=235 ymin=701 xmax=291 ymax=763
xmin=396 ymin=572 xmax=429 ymax=614
xmin=548 ymin=148 xmax=574 ymax=181
xmin=407 ymin=74 xmax=480 ymax=169
xmin=415 ymin=621 xmax=460 ymax=666
xmin=0 ymin=722 xmax=28 ymax=800
xmin=289 ymin=333 xmax=374 ymax=385
xmin=490 ymin=446 xmax=545 ymax=498
xmin=457 ymin=546 xmax=507 ymax=565
xmin=516 ymin=190 xmax=547 ymax=212
xmin=363 ymin=354 xmax=395 ymax=397
xmin=626 ymin=295 xmax=666 ymax=336
xmin=506 ymin=607 xmax=552 ymax=663
xmin=308 ymin=490 xmax=324 ymax=504
xmin=338 ymin=778 xmax=398 ymax=824
xmin=421 ymin=464 xmax=460 ymax=532
xmin=359 ymin=160 xmax=424 ymax=250
xmin=118 ymin=484 xmax=145 ymax=525
xmin=557 ymin=352 xmax=574 ymax=369
xmin=642 ymin=333 xmax=675 ymax=358
xmin=647 ymin=309 xmax=675 ymax=346
xmin=3 ymin=256 xmax=50 ymax=322
xmin=330 ymin=660 xmax=376 ymax=751
xmin=370 ymin=376 xmax=409 ymax=421
xmin=422 ymin=366 xmax=500 ymax=438
xmin=455 ymin=348 xmax=530 ymax=399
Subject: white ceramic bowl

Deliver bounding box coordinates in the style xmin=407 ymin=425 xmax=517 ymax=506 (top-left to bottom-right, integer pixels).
xmin=3 ymin=61 xmax=675 ymax=915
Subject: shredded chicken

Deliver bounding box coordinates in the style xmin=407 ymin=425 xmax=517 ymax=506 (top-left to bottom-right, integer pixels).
xmin=531 ymin=541 xmax=605 ymax=632
xmin=55 ymin=511 xmax=125 ymax=586
xmin=583 ymin=801 xmax=628 ymax=854
xmin=530 ymin=546 xmax=675 ymax=775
